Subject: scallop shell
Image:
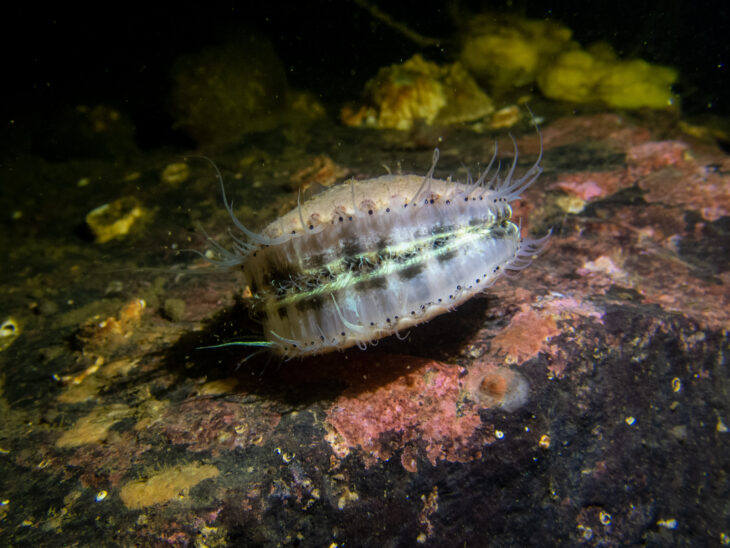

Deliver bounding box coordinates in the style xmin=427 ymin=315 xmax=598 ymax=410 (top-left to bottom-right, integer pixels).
xmin=208 ymin=136 xmax=549 ymax=358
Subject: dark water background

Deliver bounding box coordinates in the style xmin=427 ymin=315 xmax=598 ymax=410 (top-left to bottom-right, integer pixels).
xmin=2 ymin=1 xmax=728 ymax=156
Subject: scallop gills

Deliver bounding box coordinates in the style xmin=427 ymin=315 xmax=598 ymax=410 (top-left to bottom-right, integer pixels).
xmin=208 ymin=135 xmax=549 ymax=358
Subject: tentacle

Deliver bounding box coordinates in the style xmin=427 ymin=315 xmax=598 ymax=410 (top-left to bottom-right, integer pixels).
xmin=495 ymin=111 xmax=544 ymax=201
xmin=350 ymin=179 xmax=359 ymax=217
xmin=467 ymin=141 xmax=498 ymax=198
xmin=331 ymin=295 xmax=369 ymax=334
xmin=235 ymin=349 xmax=269 ymax=370
xmin=196 ymin=340 xmax=276 ymax=350
xmin=268 ymin=330 xmax=300 ymax=346
xmin=193 ymin=224 xmax=247 ymax=268
xmin=504 ymin=230 xmax=552 ymax=273
xmin=297 ymin=188 xmax=306 ymax=231
xmin=201 ymin=156 xmax=291 ymax=246
xmin=395 ymin=329 xmax=410 ymax=341
xmin=410 ymin=148 xmax=440 ymax=204
xmin=497 ymin=134 xmax=520 ymax=193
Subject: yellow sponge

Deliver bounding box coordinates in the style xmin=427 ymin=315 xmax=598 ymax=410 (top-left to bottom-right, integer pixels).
xmin=538 ymin=48 xmax=678 ymax=109
xmin=460 ymin=15 xmax=575 ymax=91
xmin=597 ymin=59 xmax=678 ymax=109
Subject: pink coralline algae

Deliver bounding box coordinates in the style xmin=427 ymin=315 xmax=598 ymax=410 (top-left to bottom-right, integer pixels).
xmin=553 ymin=171 xmax=627 ymax=201
xmin=471 ymin=288 xmax=604 ymax=378
xmin=626 ymin=248 xmax=729 ymax=329
xmin=544 ymin=117 xmax=730 ymax=223
xmin=638 ymin=164 xmax=730 ymax=222
xmin=491 ymin=304 xmax=561 ymax=365
xmin=324 ymin=354 xmax=515 ymax=470
xmin=570 ymin=218 xmax=729 ymax=331
xmin=542 ymin=113 xmax=650 ymax=149
xmin=626 ymin=140 xmax=690 ymax=175
xmin=627 ymin=139 xmax=730 ymax=221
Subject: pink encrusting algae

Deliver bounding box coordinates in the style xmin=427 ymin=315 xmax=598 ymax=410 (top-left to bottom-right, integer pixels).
xmin=553 ymin=172 xmax=626 ymax=201
xmin=323 ymin=354 xmax=531 ymax=470
xmin=491 ymin=304 xmax=560 ymax=364
xmin=544 ymin=118 xmax=730 ymax=223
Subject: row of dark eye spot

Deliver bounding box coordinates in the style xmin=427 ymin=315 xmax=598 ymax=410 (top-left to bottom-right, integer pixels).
xmin=286 ymin=192 xmax=510 ymax=235
xmin=281 ymin=263 xmax=503 ymax=353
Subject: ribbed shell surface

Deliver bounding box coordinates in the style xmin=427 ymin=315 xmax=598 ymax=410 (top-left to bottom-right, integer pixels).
xmin=241 ymin=174 xmax=532 ymax=357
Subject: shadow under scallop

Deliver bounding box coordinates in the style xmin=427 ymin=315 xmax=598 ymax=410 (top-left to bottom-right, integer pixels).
xmin=161 ymin=294 xmax=494 ymax=407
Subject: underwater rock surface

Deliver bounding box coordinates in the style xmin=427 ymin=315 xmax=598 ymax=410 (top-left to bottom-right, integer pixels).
xmin=0 ymin=111 xmax=728 ymax=546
